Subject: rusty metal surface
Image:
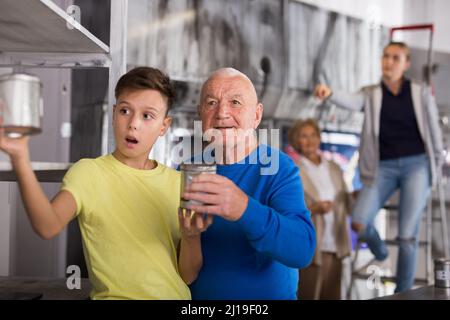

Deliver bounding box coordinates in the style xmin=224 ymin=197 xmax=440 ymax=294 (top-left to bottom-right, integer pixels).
xmin=127 ymin=0 xmax=388 ymax=133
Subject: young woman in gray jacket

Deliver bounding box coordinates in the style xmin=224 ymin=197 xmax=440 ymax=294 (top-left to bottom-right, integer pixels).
xmin=314 ymin=42 xmax=444 ymax=293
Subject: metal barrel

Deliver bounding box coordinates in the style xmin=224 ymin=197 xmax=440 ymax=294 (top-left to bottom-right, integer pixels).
xmin=180 ymin=163 xmax=216 ymax=209
xmin=0 ymin=73 xmax=43 ymax=137
xmin=434 ymin=258 xmax=450 ymax=288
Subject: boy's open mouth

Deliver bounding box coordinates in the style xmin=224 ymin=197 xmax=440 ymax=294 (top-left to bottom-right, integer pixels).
xmin=125 ymin=137 xmax=138 ymax=144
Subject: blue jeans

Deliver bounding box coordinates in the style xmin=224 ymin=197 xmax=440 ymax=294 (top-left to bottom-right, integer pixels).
xmin=352 ymin=153 xmax=431 ymax=293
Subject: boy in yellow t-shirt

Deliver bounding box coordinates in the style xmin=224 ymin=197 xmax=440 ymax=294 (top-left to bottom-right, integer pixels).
xmin=0 ymin=67 xmax=211 ymax=299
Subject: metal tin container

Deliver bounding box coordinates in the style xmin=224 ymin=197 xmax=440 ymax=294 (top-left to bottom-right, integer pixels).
xmin=434 ymin=258 xmax=450 ymax=288
xmin=180 ymin=163 xmax=216 ymax=209
xmin=0 ymin=73 xmax=43 ymax=137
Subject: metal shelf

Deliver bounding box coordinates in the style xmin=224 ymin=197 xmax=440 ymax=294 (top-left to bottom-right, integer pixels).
xmin=352 ymin=273 xmax=429 ymax=286
xmin=0 ymin=0 xmax=109 ymax=54
xmin=384 ymin=239 xmax=429 ymax=247
xmin=0 ymin=52 xmax=111 ymax=69
xmin=0 ymin=0 xmax=112 ymax=70
xmin=0 ymin=0 xmax=127 ymax=182
xmin=0 ymin=162 xmax=71 ymax=182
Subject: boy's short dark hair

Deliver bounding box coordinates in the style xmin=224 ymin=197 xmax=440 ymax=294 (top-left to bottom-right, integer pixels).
xmin=115 ymin=67 xmax=175 ymax=114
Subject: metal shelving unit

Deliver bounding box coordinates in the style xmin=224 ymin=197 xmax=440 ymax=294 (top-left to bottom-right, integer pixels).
xmin=0 ymin=0 xmax=127 ymax=182
xmin=0 ymin=162 xmax=71 ymax=182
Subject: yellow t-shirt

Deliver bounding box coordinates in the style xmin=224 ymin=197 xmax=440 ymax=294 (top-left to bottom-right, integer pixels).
xmin=61 ymin=154 xmax=190 ymax=300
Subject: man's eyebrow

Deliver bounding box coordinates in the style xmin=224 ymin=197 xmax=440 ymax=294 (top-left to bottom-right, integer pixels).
xmin=230 ymin=94 xmax=244 ymax=100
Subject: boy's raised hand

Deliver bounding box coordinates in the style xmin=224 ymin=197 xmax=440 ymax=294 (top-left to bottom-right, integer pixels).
xmin=0 ymin=117 xmax=30 ymax=162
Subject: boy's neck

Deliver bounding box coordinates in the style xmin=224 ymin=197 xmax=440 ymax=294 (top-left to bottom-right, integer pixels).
xmin=112 ymin=150 xmax=156 ymax=170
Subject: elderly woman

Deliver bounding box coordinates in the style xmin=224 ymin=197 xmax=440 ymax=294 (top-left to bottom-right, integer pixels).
xmin=289 ymin=118 xmax=352 ymax=300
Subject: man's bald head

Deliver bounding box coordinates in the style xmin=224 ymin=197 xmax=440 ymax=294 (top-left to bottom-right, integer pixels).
xmin=197 ymin=67 xmax=264 ymax=151
xmin=200 ymin=68 xmax=259 ymax=105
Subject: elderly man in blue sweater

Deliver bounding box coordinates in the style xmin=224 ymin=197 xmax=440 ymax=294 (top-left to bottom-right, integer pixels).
xmin=181 ymin=68 xmax=316 ymax=300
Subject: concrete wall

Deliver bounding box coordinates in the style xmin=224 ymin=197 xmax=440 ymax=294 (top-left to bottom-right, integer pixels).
xmin=403 ymin=0 xmax=450 ymax=53
xmin=295 ymin=0 xmax=405 ymax=26
xmin=12 ymin=67 xmax=71 ymax=278
xmin=0 ymin=67 xmax=72 ymax=278
xmin=0 ymin=68 xmax=13 ymax=276
xmin=0 ymin=183 xmax=12 ymax=276
xmin=299 ymin=0 xmax=450 ymax=54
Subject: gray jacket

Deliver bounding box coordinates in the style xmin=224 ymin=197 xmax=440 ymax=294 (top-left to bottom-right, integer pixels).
xmin=330 ymin=81 xmax=443 ymax=186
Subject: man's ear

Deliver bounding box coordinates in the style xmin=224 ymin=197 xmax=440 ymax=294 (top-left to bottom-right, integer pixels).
xmin=197 ymin=104 xmax=201 ymax=116
xmin=254 ymin=103 xmax=263 ymax=129
xmin=159 ymin=116 xmax=173 ymax=136
xmin=112 ymin=104 xmax=116 ymax=122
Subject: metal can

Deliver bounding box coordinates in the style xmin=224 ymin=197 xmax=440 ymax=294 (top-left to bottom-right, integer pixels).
xmin=434 ymin=258 xmax=450 ymax=288
xmin=180 ymin=163 xmax=216 ymax=209
xmin=0 ymin=73 xmax=43 ymax=137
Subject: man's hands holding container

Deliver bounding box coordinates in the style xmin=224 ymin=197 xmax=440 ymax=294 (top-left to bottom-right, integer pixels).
xmin=179 ymin=163 xmax=217 ymax=238
xmin=182 ymin=173 xmax=249 ymax=222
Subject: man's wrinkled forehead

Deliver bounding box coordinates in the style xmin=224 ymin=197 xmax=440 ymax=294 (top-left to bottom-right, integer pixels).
xmin=201 ymin=74 xmax=257 ymax=102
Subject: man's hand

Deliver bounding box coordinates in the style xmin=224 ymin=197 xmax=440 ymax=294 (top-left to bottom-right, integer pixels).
xmin=314 ymin=84 xmax=332 ymax=101
xmin=182 ymin=174 xmax=249 ymax=221
xmin=178 ymin=208 xmax=213 ymax=238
